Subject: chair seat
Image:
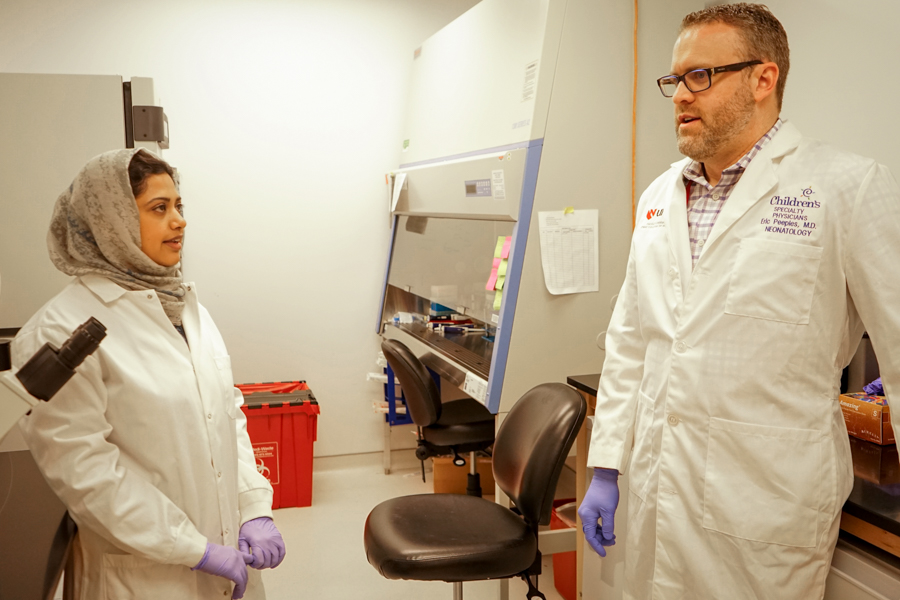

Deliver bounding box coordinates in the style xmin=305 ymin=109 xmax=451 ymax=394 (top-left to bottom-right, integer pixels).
xmin=424 ymin=398 xmax=495 ymax=447
xmin=364 ymin=493 xmax=536 ymax=582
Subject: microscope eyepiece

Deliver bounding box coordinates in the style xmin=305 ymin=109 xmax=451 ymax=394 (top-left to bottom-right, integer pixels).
xmin=56 ymin=317 xmax=107 ymax=371
xmin=15 ymin=317 xmax=107 ymax=402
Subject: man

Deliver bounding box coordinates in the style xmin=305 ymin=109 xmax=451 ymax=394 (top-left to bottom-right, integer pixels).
xmin=578 ymin=4 xmax=900 ymax=599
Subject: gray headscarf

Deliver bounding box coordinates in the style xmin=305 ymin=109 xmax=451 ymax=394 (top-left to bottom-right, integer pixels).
xmin=47 ymin=148 xmax=186 ymax=325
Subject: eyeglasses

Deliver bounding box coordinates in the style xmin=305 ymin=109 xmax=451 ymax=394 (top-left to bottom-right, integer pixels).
xmin=656 ymin=60 xmax=762 ymax=97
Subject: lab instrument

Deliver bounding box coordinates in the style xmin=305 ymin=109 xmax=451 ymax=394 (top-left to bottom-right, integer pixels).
xmin=0 ymin=316 xmax=107 ymax=440
xmin=378 ymin=0 xmax=634 ymax=415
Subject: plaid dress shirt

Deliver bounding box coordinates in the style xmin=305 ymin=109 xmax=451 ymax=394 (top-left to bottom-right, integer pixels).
xmin=683 ymin=119 xmax=783 ymax=267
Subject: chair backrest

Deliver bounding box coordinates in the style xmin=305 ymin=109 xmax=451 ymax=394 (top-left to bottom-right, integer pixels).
xmin=493 ymin=383 xmax=586 ymax=527
xmin=381 ymin=339 xmax=442 ymax=427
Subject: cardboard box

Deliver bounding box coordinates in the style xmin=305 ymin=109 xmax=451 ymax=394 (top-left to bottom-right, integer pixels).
xmin=848 ymin=435 xmax=900 ymax=485
xmin=839 ymin=393 xmax=894 ymax=446
xmin=432 ymin=456 xmax=494 ymax=495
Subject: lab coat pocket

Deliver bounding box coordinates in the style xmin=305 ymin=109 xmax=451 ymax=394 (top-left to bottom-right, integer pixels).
xmin=214 ymin=354 xmax=241 ymax=418
xmin=724 ymin=238 xmax=823 ymax=324
xmin=628 ymin=392 xmax=656 ymax=502
xmin=102 ymin=553 xmax=196 ymax=599
xmin=702 ymin=417 xmax=825 ymax=547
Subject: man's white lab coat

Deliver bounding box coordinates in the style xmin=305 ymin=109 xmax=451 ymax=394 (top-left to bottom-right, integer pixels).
xmin=587 ymin=121 xmax=900 ymax=599
xmin=14 ymin=275 xmax=273 ymax=599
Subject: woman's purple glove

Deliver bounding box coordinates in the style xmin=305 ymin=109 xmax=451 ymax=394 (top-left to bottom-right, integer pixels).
xmin=864 ymin=377 xmax=884 ymax=396
xmin=192 ymin=542 xmax=252 ymax=599
xmin=578 ymin=467 xmax=620 ymax=558
xmin=238 ymin=517 xmax=286 ymax=569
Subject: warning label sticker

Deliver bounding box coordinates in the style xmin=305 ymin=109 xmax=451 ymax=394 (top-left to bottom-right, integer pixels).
xmin=252 ymin=442 xmax=280 ymax=485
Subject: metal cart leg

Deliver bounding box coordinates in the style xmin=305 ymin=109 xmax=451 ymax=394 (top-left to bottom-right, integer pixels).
xmin=383 ymin=419 xmax=392 ymax=475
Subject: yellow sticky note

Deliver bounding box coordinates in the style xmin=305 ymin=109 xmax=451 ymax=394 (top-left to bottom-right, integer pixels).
xmin=564 ymin=206 xmax=575 ymax=215
xmin=498 ymin=259 xmax=508 ymax=278
xmin=495 ymin=275 xmax=505 ymax=291
xmin=494 ymin=236 xmax=505 ymax=258
xmin=493 ymin=289 xmax=503 ymax=310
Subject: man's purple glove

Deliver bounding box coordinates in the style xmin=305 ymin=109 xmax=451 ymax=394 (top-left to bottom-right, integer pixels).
xmin=192 ymin=542 xmax=252 ymax=599
xmin=238 ymin=517 xmax=286 ymax=569
xmin=864 ymin=377 xmax=884 ymax=396
xmin=578 ymin=467 xmax=620 ymax=557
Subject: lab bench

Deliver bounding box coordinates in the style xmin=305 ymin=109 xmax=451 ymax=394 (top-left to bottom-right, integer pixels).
xmin=567 ymin=373 xmax=900 ymax=600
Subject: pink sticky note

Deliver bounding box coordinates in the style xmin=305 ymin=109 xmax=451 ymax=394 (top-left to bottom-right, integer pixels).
xmin=493 ymin=257 xmax=501 ymax=268
xmin=485 ymin=268 xmax=499 ymax=291
xmin=501 ymin=236 xmax=512 ymax=259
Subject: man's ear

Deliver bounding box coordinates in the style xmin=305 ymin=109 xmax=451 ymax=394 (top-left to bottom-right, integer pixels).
xmin=753 ymin=62 xmax=779 ymax=103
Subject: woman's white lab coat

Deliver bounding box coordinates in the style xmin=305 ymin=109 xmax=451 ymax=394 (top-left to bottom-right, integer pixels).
xmin=587 ymin=121 xmax=900 ymax=599
xmin=14 ymin=274 xmax=273 ymax=599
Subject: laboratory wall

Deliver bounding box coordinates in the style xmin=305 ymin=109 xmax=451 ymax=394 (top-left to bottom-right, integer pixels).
xmin=769 ymin=0 xmax=900 ymax=175
xmin=0 ymin=0 xmax=479 ymax=457
xmin=634 ymin=0 xmax=900 ymax=197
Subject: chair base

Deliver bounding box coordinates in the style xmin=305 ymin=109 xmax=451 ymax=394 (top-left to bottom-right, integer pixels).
xmin=466 ymin=472 xmax=482 ymax=497
xmin=447 ymin=572 xmax=547 ymax=600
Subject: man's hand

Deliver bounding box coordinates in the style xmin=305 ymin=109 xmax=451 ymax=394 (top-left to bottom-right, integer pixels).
xmin=192 ymin=542 xmax=252 ymax=599
xmin=238 ymin=517 xmax=287 ymax=569
xmin=578 ymin=467 xmax=620 ymax=557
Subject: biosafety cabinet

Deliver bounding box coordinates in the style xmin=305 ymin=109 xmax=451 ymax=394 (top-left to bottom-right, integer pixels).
xmin=377 ymin=0 xmax=635 ymax=415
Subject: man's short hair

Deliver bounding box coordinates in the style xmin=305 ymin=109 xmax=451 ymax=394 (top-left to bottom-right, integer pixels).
xmin=681 ymin=3 xmax=789 ymax=110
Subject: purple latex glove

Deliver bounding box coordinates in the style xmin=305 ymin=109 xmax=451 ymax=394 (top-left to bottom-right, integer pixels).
xmin=238 ymin=517 xmax=286 ymax=569
xmin=192 ymin=542 xmax=252 ymax=599
xmin=578 ymin=467 xmax=620 ymax=558
xmin=864 ymin=377 xmax=884 ymax=396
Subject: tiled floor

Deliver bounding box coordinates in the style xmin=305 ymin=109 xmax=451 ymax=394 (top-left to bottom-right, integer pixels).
xmin=260 ymin=450 xmax=571 ymax=600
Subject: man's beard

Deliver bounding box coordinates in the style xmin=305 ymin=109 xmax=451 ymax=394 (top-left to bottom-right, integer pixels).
xmin=676 ymin=85 xmax=755 ymax=163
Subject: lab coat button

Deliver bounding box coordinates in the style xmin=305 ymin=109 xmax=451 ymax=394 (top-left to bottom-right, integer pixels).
xmin=675 ymin=341 xmax=686 ymax=353
xmin=217 ymin=471 xmax=222 ymax=478
xmin=668 ymin=267 xmax=677 ymax=278
xmin=667 ymin=414 xmax=679 ymax=426
xmin=208 ymin=413 xmax=213 ymax=420
xmin=147 ymin=294 xmax=153 ymax=299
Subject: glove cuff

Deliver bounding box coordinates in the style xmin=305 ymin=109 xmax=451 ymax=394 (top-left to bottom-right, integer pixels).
xmin=191 ymin=543 xmax=212 ymax=571
xmin=593 ymin=467 xmax=619 ymax=482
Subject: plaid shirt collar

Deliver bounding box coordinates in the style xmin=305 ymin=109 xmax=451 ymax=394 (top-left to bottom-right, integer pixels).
xmin=682 ymin=118 xmax=783 ymax=188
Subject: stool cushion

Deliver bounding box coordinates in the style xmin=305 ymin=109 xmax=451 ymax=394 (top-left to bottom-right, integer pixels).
xmin=424 ymin=398 xmax=495 ymax=447
xmin=364 ymin=493 xmax=536 ymax=582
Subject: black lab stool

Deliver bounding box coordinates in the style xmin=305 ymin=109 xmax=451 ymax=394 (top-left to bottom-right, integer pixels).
xmin=381 ymin=339 xmax=495 ymax=496
xmin=364 ymin=383 xmax=586 ymax=599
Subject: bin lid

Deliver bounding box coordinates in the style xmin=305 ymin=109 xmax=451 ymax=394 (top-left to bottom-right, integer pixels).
xmin=239 ymin=388 xmax=317 ymax=408
xmin=237 ymin=381 xmax=308 ymax=395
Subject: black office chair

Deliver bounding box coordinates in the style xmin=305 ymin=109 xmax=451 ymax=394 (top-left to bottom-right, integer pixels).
xmin=381 ymin=339 xmax=495 ymax=496
xmin=364 ymin=382 xmax=586 ymax=600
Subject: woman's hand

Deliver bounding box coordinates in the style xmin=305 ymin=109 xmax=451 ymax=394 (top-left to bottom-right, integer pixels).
xmin=192 ymin=542 xmax=253 ymax=598
xmin=238 ymin=517 xmax=287 ymax=569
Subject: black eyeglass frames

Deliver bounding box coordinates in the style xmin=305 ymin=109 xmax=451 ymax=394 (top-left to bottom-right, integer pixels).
xmin=657 ymin=60 xmax=763 ymax=97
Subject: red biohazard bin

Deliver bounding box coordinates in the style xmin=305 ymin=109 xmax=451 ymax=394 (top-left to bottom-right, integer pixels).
xmin=237 ymin=381 xmax=320 ymax=509
xmin=550 ymin=499 xmax=577 ymax=600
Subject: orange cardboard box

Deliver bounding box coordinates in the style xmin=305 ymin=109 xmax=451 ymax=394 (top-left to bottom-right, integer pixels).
xmin=839 ymin=393 xmax=894 ymax=446
xmin=432 ymin=456 xmax=494 ymax=495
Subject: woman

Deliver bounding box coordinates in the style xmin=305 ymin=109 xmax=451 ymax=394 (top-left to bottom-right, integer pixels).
xmin=13 ymin=149 xmax=285 ymax=599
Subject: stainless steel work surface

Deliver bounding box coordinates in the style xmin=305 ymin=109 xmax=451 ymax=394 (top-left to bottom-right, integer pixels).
xmin=391 ymin=322 xmax=492 ymax=380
